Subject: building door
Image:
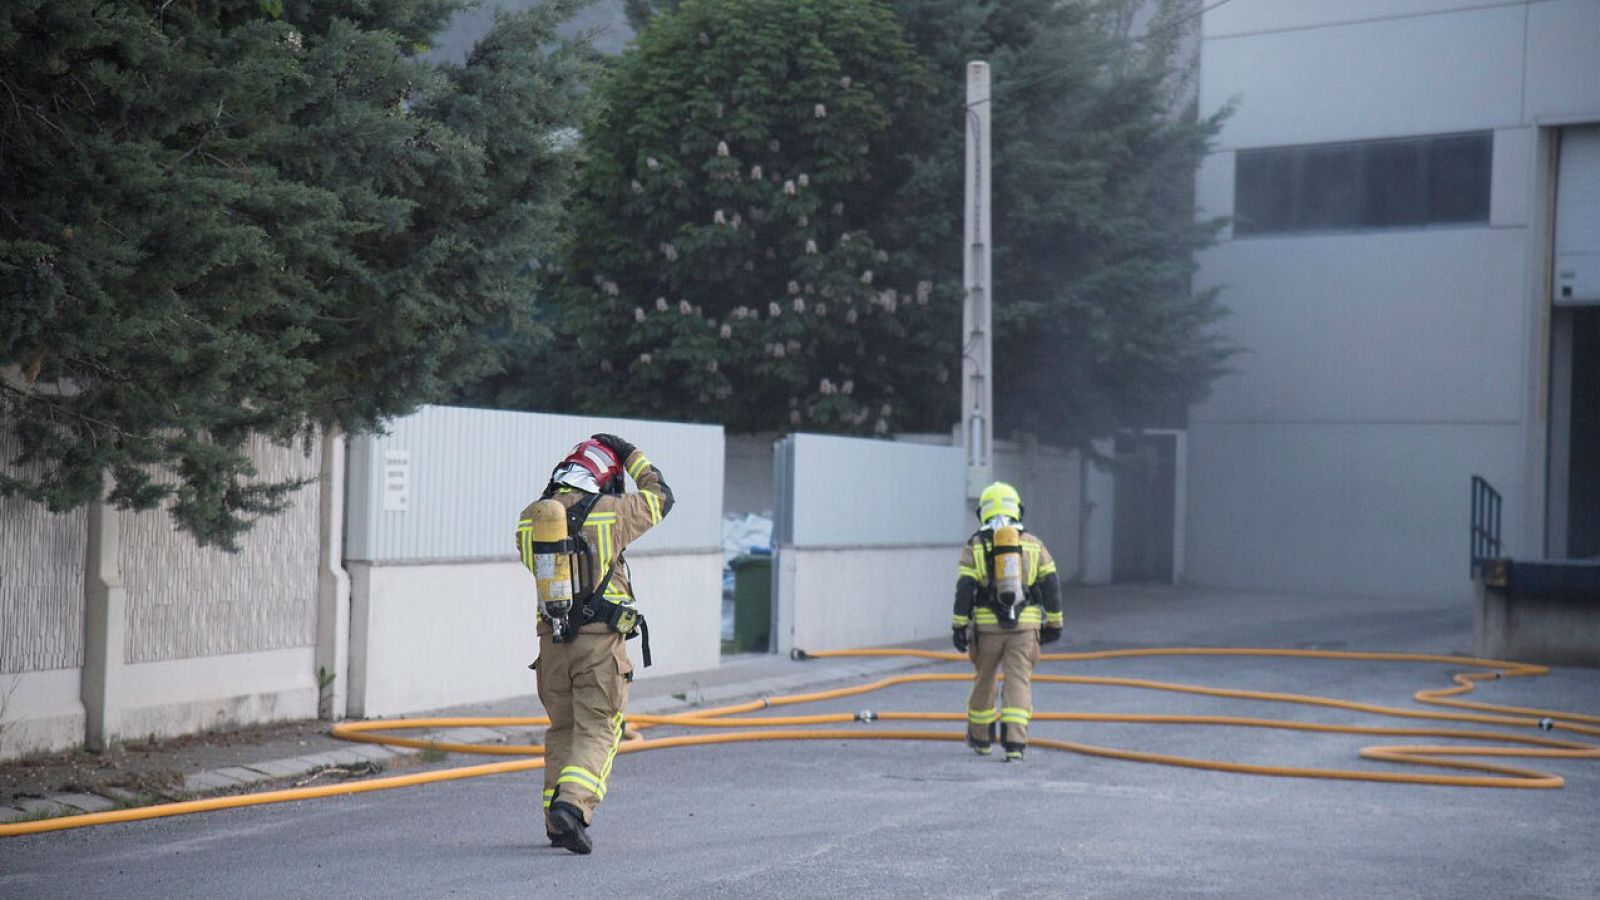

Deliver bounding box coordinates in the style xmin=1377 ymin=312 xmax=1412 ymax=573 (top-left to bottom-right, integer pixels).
xmin=1112 ymin=431 xmax=1185 ymax=583
xmin=1550 ymin=308 xmax=1600 ymax=559
xmin=1548 ymin=126 xmax=1600 ymax=559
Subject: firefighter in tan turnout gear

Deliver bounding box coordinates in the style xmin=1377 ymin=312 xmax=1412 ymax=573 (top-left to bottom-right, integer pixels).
xmin=516 ymin=433 xmax=673 ymax=854
xmin=951 ymin=482 xmax=1063 ymax=761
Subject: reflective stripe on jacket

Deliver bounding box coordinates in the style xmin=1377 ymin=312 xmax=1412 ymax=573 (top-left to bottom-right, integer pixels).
xmin=517 ymin=449 xmax=674 ymax=631
xmin=952 ymin=529 xmax=1062 ymax=632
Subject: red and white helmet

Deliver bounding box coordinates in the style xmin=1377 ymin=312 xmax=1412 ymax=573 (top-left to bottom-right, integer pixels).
xmin=551 ymin=439 xmax=622 ymax=493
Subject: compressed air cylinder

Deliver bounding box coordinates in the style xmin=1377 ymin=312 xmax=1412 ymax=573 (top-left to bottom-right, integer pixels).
xmin=992 ymin=525 xmax=1024 ymax=617
xmin=529 ymin=499 xmax=575 ymax=611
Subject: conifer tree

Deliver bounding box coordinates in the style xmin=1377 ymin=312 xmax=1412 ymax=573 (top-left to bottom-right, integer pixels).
xmin=895 ymin=0 xmax=1235 ymax=443
xmin=0 ymin=0 xmax=592 ymax=547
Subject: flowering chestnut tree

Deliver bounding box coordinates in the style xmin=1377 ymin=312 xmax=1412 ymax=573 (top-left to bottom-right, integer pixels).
xmin=547 ymin=0 xmax=955 ymax=434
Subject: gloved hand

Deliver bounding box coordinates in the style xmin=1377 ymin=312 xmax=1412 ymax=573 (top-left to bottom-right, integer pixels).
xmin=951 ymin=626 xmax=969 ymax=654
xmin=591 ymin=433 xmax=636 ymax=462
xmin=1039 ymin=625 xmax=1062 ymax=645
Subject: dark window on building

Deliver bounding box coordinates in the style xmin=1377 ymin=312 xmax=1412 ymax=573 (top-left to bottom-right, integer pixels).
xmin=1235 ymin=150 xmax=1295 ymax=233
xmin=1365 ymin=141 xmax=1426 ymax=227
xmin=1427 ymin=134 xmax=1492 ymax=222
xmin=1297 ymin=144 xmax=1361 ymax=229
xmin=1233 ymin=132 xmax=1492 ymax=236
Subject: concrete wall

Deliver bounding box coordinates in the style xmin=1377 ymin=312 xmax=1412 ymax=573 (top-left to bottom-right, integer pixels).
xmin=0 ymin=430 xmax=87 ymax=757
xmin=343 ymin=406 xmax=725 ymax=717
xmin=114 ymin=434 xmax=322 ymax=739
xmin=1 ymin=431 xmax=322 ymax=760
xmin=347 ymin=552 xmax=720 ymax=718
xmin=2 ymin=405 xmax=727 ymax=753
xmin=992 ymin=438 xmax=1085 ymax=583
xmin=897 ymin=432 xmax=1088 ymax=582
xmin=1189 ymin=0 xmax=1600 ymax=600
xmin=773 ymin=434 xmax=967 ymax=653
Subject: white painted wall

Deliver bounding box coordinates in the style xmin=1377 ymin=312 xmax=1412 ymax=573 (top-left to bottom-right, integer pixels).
xmin=1197 ymin=228 xmax=1529 ymax=424
xmin=1191 ymin=224 xmax=1533 ymax=599
xmin=347 ymin=406 xmax=724 ymax=562
xmin=342 ymin=406 xmax=726 ymax=717
xmin=1187 ymin=422 xmax=1525 ymax=598
xmin=785 ymin=546 xmax=953 ymax=652
xmin=991 ymin=439 xmax=1083 ymax=580
xmin=773 ymin=434 xmax=967 ymax=653
xmin=118 ymin=649 xmax=318 ymax=741
xmin=1206 ymin=0 xmax=1532 ymax=39
xmin=786 ymin=434 xmax=966 ymax=548
xmin=1525 ymin=0 xmax=1600 ymax=124
xmin=347 ymin=552 xmax=721 ymax=718
xmin=0 ymin=669 xmax=81 ymax=760
xmin=1188 ymin=0 xmax=1600 ymax=600
xmin=1201 ymin=3 xmax=1525 ymax=150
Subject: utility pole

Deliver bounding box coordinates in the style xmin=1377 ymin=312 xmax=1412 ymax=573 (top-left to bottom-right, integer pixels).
xmin=962 ymin=61 xmax=993 ymax=500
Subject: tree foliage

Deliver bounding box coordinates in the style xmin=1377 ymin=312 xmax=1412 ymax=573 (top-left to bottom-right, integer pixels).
xmin=527 ymin=0 xmax=1232 ymax=445
xmin=0 ymin=0 xmax=592 ymax=547
xmin=900 ymin=0 xmax=1236 ymax=442
xmin=534 ymin=0 xmax=953 ymax=434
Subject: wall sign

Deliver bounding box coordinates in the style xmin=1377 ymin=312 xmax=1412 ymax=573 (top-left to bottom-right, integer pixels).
xmin=383 ymin=450 xmax=411 ymax=513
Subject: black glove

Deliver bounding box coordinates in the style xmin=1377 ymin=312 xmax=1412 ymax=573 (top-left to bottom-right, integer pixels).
xmin=951 ymin=626 xmax=969 ymax=654
xmin=591 ymin=433 xmax=636 ymax=462
xmin=1039 ymin=625 xmax=1062 ymax=645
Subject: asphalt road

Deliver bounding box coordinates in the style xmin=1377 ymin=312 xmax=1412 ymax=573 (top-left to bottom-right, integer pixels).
xmin=3 ymin=633 xmax=1597 ymax=899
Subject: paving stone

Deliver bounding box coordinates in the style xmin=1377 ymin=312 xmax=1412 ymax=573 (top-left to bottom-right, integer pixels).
xmin=14 ymin=797 xmax=72 ymax=817
xmin=50 ymin=792 xmax=116 ymax=813
xmin=213 ymin=766 xmax=272 ymax=785
xmin=296 ymin=750 xmax=354 ymax=768
xmin=241 ymin=757 xmax=318 ymax=779
xmin=183 ymin=771 xmax=243 ymax=793
xmin=98 ymin=787 xmax=140 ymax=804
xmin=0 ymin=805 xmax=31 ymax=823
xmin=325 ymin=748 xmax=379 ymax=766
xmin=346 ymin=744 xmax=398 ymax=763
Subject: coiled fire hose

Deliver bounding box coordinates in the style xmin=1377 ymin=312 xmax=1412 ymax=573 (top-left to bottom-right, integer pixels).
xmin=3 ymin=646 xmax=1597 ymax=837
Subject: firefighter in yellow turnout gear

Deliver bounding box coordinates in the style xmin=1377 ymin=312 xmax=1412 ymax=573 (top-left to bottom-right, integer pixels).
xmin=516 ymin=433 xmax=673 ymax=854
xmin=951 ymin=482 xmax=1063 ymax=761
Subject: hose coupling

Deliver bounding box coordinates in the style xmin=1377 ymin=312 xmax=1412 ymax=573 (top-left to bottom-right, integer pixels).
xmin=791 ymin=649 xmax=811 ymax=661
xmin=1539 ymin=717 xmax=1554 ymax=731
xmin=855 ymin=710 xmax=878 ymax=723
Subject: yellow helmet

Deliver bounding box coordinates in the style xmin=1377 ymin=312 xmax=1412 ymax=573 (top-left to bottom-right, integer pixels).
xmin=977 ymin=481 xmax=1023 ymax=523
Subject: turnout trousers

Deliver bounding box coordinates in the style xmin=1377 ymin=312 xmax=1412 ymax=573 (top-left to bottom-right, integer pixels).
xmin=535 ymin=629 xmax=632 ymax=828
xmin=966 ymin=627 xmax=1040 ymax=746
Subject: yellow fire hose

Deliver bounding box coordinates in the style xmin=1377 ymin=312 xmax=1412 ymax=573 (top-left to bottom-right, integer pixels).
xmin=4 ymin=646 xmax=1597 ymax=838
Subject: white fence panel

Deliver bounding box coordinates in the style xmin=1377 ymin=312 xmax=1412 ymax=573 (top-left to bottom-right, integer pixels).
xmin=786 ymin=433 xmax=966 ymax=548
xmin=347 ymin=406 xmax=722 ymax=562
xmin=343 ymin=406 xmax=725 ymax=716
xmin=774 ymin=434 xmax=966 ymax=653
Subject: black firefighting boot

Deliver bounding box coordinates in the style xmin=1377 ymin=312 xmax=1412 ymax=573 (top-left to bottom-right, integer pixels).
xmin=966 ymin=722 xmax=997 ymax=756
xmin=1003 ymin=741 xmax=1026 ymax=762
xmin=548 ymin=801 xmax=593 ymax=855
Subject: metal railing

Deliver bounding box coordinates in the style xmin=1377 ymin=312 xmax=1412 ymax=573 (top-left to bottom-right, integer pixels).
xmin=1470 ymin=475 xmax=1502 ymax=578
